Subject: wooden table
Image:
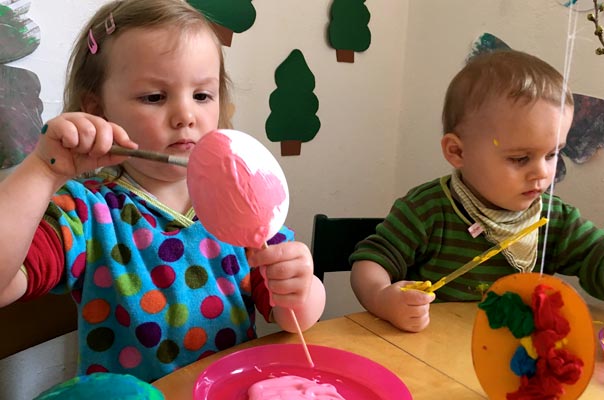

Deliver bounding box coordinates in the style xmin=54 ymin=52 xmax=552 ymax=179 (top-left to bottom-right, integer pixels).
xmin=153 ymin=302 xmax=604 ymax=399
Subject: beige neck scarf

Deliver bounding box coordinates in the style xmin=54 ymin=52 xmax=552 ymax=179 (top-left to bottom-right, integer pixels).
xmin=450 ymin=171 xmax=541 ymax=272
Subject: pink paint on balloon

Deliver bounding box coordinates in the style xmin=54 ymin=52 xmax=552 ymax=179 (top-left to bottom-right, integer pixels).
xmin=187 ymin=129 xmax=289 ymax=249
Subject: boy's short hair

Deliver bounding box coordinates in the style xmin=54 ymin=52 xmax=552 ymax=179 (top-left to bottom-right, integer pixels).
xmin=442 ymin=50 xmax=574 ymax=134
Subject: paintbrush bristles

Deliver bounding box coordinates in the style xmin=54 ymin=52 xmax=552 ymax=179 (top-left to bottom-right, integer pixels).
xmin=110 ymin=145 xmax=189 ymax=167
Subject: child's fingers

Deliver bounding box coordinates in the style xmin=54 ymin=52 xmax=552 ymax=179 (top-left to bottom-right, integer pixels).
xmin=47 ymin=113 xmax=102 ymax=152
xmin=86 ymin=118 xmax=116 ymax=156
xmin=402 ymin=312 xmax=431 ymax=332
xmin=247 ymin=241 xmax=309 ymax=268
xmin=44 ymin=116 xmax=81 ymax=149
xmin=400 ymin=287 xmax=435 ymax=306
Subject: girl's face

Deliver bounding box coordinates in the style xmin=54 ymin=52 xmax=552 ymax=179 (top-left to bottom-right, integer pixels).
xmin=94 ymin=26 xmax=221 ymax=183
xmin=450 ymin=96 xmax=572 ymax=211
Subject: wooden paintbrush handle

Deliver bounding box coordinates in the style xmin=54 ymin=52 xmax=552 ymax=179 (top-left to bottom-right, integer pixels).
xmin=110 ymin=145 xmax=188 ymax=167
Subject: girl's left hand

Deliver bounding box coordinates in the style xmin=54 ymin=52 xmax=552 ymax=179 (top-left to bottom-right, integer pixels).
xmin=247 ymin=241 xmax=313 ymax=309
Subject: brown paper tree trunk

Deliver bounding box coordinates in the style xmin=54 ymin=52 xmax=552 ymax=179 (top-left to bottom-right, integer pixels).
xmin=212 ymin=23 xmax=234 ymax=47
xmin=336 ymin=49 xmax=354 ymax=63
xmin=281 ymin=140 xmax=302 ymax=156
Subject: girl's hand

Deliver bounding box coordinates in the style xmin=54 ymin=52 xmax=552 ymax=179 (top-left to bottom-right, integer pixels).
xmin=34 ymin=112 xmax=138 ymax=180
xmin=378 ymin=280 xmax=435 ymax=332
xmin=247 ymin=241 xmax=314 ymax=310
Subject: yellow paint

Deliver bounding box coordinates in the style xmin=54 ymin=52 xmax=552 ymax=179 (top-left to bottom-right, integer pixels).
xmin=402 ymin=217 xmax=548 ymax=294
xmin=401 ymin=280 xmax=433 ymax=292
xmin=555 ymin=338 xmax=568 ymax=349
xmin=520 ymin=336 xmax=537 ymax=359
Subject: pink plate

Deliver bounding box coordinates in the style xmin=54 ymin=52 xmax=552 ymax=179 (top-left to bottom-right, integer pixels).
xmin=193 ymin=344 xmax=412 ymax=399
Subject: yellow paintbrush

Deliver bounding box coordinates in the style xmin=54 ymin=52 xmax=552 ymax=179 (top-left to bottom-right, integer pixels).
xmin=403 ymin=217 xmax=548 ymax=293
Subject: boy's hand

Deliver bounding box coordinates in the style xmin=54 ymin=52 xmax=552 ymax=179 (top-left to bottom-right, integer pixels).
xmin=247 ymin=241 xmax=313 ymax=310
xmin=34 ymin=112 xmax=138 ymax=180
xmin=378 ymin=280 xmax=435 ymax=332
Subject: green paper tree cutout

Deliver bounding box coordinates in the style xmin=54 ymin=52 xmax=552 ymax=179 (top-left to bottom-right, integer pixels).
xmin=266 ymin=49 xmax=320 ymax=157
xmin=0 ymin=2 xmax=42 ymax=169
xmin=187 ymin=0 xmax=256 ymax=47
xmin=328 ymin=0 xmax=371 ymax=63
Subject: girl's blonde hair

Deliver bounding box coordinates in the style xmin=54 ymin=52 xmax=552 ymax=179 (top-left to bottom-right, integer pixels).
xmin=63 ymin=0 xmax=232 ymax=128
xmin=442 ymin=50 xmax=573 ymax=134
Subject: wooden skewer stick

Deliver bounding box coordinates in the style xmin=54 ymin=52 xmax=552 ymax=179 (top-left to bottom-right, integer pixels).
xmin=110 ymin=145 xmax=189 ymax=168
xmin=260 ymin=243 xmax=315 ymax=368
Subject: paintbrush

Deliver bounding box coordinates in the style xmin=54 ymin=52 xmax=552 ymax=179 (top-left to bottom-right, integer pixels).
xmin=110 ymin=145 xmax=189 ymax=167
xmin=403 ymin=217 xmax=548 ymax=293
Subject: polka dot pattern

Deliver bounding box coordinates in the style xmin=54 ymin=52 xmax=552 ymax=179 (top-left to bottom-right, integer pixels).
xmin=82 ymin=299 xmax=111 ymax=324
xmin=93 ymin=203 xmax=112 ymax=224
xmin=93 ymin=266 xmax=113 ymax=288
xmin=140 ymin=290 xmax=167 ymax=314
xmin=199 ymin=238 xmax=221 ymax=259
xmin=151 ymin=265 xmax=176 ymax=289
xmin=201 ymin=295 xmax=224 ymax=319
xmin=133 ymin=228 xmax=153 ymax=250
xmin=165 ymin=303 xmax=188 ymax=327
xmin=115 ymin=273 xmax=142 ymax=296
xmin=119 ymin=346 xmax=142 ymax=369
xmin=87 ymin=327 xmax=115 ymax=352
xmin=136 ymin=322 xmax=162 ymax=348
xmin=185 ymin=265 xmax=208 ymax=289
xmin=183 ymin=327 xmax=207 ymax=351
xmin=49 ymin=175 xmax=295 ymax=382
xmin=158 ymin=238 xmax=184 ymax=262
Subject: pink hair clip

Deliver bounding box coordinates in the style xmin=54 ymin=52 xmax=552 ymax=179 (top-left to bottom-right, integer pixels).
xmin=88 ymin=29 xmax=98 ymax=54
xmin=105 ymin=12 xmax=116 ymax=35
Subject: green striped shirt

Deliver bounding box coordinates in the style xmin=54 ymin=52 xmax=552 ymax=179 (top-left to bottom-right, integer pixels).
xmin=350 ymin=175 xmax=604 ymax=302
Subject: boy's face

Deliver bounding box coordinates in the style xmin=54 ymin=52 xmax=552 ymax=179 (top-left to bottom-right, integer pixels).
xmin=445 ymin=96 xmax=573 ymax=211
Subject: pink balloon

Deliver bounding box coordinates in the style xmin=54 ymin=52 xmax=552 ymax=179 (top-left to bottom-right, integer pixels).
xmin=187 ymin=129 xmax=289 ymax=249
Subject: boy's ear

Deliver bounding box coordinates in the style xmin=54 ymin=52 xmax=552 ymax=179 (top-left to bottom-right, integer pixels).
xmin=81 ymin=92 xmax=105 ymax=118
xmin=441 ymin=132 xmax=464 ymax=169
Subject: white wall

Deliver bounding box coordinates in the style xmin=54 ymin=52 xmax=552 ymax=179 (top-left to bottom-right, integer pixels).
xmin=3 ymin=0 xmax=604 ymax=398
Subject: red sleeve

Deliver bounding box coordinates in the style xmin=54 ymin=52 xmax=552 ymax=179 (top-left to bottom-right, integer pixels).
xmin=251 ymin=267 xmax=272 ymax=322
xmin=20 ymin=219 xmax=65 ymax=301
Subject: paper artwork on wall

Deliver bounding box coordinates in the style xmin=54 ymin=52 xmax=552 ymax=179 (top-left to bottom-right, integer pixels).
xmin=467 ymin=32 xmax=511 ymax=61
xmin=187 ymin=0 xmax=256 ymax=47
xmin=564 ymin=93 xmax=604 ymax=164
xmin=0 ymin=0 xmax=42 ymax=169
xmin=0 ymin=0 xmax=40 ymax=63
xmin=556 ymin=0 xmax=600 ymax=12
xmin=328 ymin=0 xmax=371 ymax=63
xmin=468 ymin=32 xmax=604 ymax=183
xmin=266 ymin=49 xmax=320 ymax=157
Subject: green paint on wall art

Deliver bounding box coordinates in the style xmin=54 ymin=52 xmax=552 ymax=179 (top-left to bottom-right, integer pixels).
xmin=0 ymin=4 xmax=40 ymax=63
xmin=467 ymin=33 xmax=511 ymax=62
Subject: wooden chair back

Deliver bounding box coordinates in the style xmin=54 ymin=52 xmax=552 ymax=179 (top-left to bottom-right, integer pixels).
xmin=0 ymin=292 xmax=78 ymax=359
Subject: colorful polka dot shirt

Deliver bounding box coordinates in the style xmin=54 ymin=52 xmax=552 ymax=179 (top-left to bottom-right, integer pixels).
xmin=32 ymin=169 xmax=293 ymax=382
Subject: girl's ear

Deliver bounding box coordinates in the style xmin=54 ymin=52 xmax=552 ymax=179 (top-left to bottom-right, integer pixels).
xmin=441 ymin=132 xmax=464 ymax=169
xmin=81 ymin=92 xmax=105 ymax=118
